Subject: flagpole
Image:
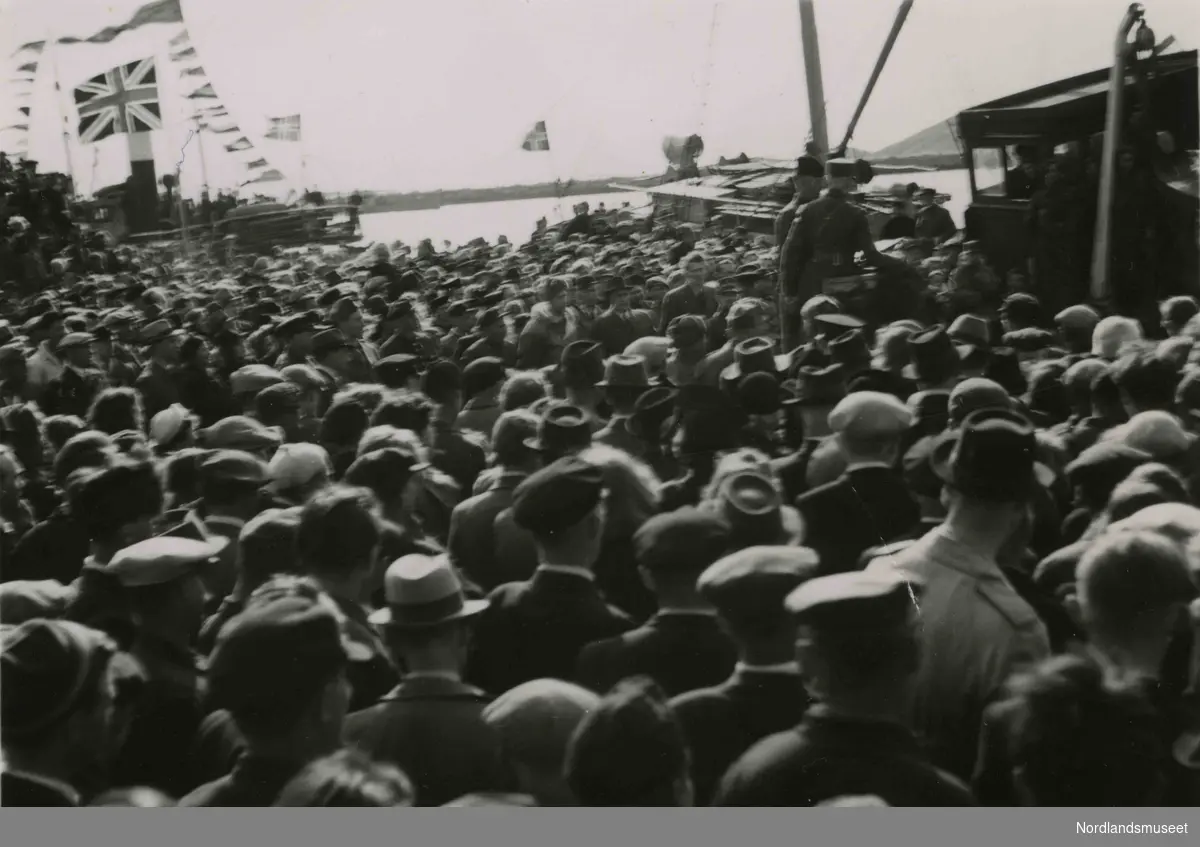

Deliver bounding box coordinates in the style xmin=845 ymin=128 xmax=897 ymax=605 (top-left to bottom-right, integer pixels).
xmin=45 ymin=30 xmax=78 ymax=192
xmin=194 ymin=115 xmax=210 ymax=192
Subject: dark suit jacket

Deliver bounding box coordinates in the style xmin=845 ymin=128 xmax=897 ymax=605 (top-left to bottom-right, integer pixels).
xmin=344 ymin=676 xmax=512 ymax=807
xmin=41 ymin=366 xmax=100 ymax=419
xmin=671 ymin=668 xmax=812 ymax=806
xmin=575 ymin=611 xmax=737 ymax=696
xmin=715 ymin=711 xmax=976 ymax=807
xmin=134 ymin=361 xmax=181 ymax=422
xmin=660 ymin=284 xmax=717 ymax=333
xmin=447 ymin=472 xmax=529 ymax=590
xmin=465 ymin=569 xmax=635 ymax=695
xmin=794 ymin=466 xmax=920 ymax=575
xmin=591 ymin=308 xmax=641 ymax=358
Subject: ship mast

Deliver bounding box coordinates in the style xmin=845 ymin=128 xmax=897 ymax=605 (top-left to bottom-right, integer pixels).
xmin=797 ymin=0 xmax=830 ymax=157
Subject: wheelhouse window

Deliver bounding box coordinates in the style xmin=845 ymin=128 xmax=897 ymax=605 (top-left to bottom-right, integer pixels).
xmin=970 ymin=148 xmax=1008 ymax=198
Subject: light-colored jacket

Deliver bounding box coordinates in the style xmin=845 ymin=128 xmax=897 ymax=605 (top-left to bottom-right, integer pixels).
xmin=866 ymin=524 xmax=1050 ymax=780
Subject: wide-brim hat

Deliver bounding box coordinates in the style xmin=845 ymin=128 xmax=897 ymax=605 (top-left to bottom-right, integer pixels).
xmin=721 ymin=337 xmax=787 ymax=383
xmin=596 ymin=354 xmax=650 ymax=390
xmin=525 ymin=403 xmax=593 ymax=453
xmin=902 ymin=325 xmax=965 ymax=382
xmin=783 ymin=365 xmax=847 ymax=408
xmin=930 ymin=409 xmax=1054 ymax=501
xmin=629 ymin=386 xmax=678 ymax=441
xmin=368 ymin=554 xmax=488 ymax=628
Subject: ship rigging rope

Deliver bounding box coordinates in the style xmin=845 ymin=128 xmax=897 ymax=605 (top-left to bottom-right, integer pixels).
xmin=694 ymin=1 xmax=723 ymax=139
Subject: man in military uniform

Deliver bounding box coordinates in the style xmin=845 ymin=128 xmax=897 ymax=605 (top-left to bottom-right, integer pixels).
xmin=780 ymin=159 xmax=904 ymax=347
xmin=866 ymin=408 xmax=1051 ymax=781
xmin=913 ymin=188 xmax=957 ymax=244
xmin=774 ymin=154 xmax=825 ymax=247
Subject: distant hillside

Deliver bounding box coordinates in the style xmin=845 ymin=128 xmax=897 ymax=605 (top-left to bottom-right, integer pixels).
xmin=870 ymin=120 xmax=989 ymax=170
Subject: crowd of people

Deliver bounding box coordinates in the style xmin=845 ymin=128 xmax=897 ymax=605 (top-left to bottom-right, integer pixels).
xmin=1 ymin=158 xmax=1199 ymax=808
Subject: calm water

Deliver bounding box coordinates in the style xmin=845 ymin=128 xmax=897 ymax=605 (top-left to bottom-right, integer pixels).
xmin=358 ymin=168 xmax=988 ymax=248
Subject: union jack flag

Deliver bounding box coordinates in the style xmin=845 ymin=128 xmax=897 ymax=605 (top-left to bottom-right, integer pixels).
xmin=265 ymin=114 xmax=301 ymax=142
xmin=73 ymin=58 xmax=161 ymax=144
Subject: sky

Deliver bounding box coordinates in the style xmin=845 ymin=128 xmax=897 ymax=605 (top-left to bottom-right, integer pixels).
xmin=0 ymin=0 xmax=1197 ymax=195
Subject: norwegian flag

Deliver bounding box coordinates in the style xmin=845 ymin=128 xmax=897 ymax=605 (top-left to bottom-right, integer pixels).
xmin=265 ymin=114 xmax=301 ymax=142
xmin=73 ymin=58 xmax=161 ymax=144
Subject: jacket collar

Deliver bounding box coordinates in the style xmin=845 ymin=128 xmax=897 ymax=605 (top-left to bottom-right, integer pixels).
xmin=383 ymin=675 xmax=488 ymax=702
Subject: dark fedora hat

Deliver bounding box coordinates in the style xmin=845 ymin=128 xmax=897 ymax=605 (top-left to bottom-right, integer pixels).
xmin=630 ymin=386 xmax=678 ymax=441
xmin=930 ymin=408 xmax=1053 ymax=502
xmin=561 ymin=340 xmax=605 ymax=378
xmin=721 ymin=337 xmax=787 ymax=383
xmin=903 ymin=325 xmax=963 ymax=384
xmin=596 ymin=354 xmax=650 ymax=390
xmin=784 ymin=365 xmax=847 ymax=408
xmin=524 ymin=402 xmax=593 ymax=454
xmin=828 ymin=329 xmax=872 ymax=372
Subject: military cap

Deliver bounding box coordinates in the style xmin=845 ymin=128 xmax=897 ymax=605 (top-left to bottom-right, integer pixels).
xmin=785 ymin=570 xmax=921 ymax=630
xmin=827 ymin=390 xmax=913 ymax=438
xmin=230 ymin=364 xmax=285 ymax=396
xmin=2 ymin=619 xmax=141 ymax=738
xmin=108 ymin=536 xmax=229 ymax=588
xmin=794 ymin=155 xmax=824 ymax=179
xmin=812 ymin=312 xmax=865 ymax=338
xmin=510 ymin=455 xmax=604 ymax=534
xmin=207 ymin=587 xmax=370 ymax=716
xmin=947 ymin=377 xmax=1012 ymax=426
xmin=462 ymin=356 xmax=507 ymax=395
xmin=311 ymin=328 xmax=353 ymax=358
xmin=138 ymin=319 xmax=181 ymax=346
xmin=633 ymin=507 xmax=732 ymax=574
xmin=275 ymin=312 xmax=317 ymax=337
xmin=56 ymin=332 xmax=93 ymax=352
xmin=698 ymin=545 xmax=821 ymax=623
xmin=368 ymin=554 xmax=488 ymax=628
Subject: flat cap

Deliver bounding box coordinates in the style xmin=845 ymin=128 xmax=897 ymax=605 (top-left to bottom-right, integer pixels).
xmin=785 ymin=570 xmax=921 ymax=630
xmin=483 ymin=679 xmax=600 ymax=768
xmin=200 ymin=416 xmax=284 ymax=452
xmin=462 ymin=356 xmax=507 ymax=395
xmin=827 ymin=390 xmax=913 ymax=438
xmin=201 ymin=449 xmax=270 ymax=485
xmin=2 ymin=619 xmax=139 ymax=737
xmin=108 ymin=536 xmax=229 ymax=588
xmin=268 ymin=443 xmax=331 ymax=492
xmin=57 ymin=332 xmax=93 ymax=351
xmin=947 ymin=378 xmax=1012 ymax=426
xmin=510 ymin=456 xmax=604 ymax=535
xmin=633 ymin=507 xmax=732 ymax=574
xmin=698 ymin=545 xmax=820 ymax=623
xmin=230 ymin=364 xmax=285 ymax=396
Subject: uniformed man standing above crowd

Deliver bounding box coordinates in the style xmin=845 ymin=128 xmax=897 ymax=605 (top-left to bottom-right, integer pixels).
xmin=913 ymin=188 xmax=957 ymax=244
xmin=780 ymin=159 xmax=902 ymax=345
xmin=774 ymin=154 xmax=825 ymax=248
